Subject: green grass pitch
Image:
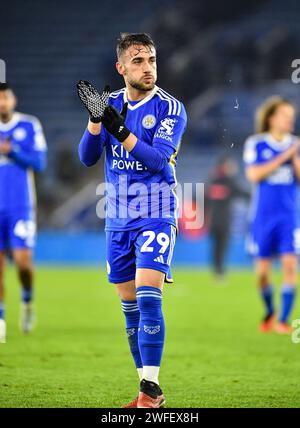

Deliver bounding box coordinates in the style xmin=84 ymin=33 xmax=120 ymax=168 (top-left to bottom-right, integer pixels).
xmin=0 ymin=266 xmax=299 ymax=408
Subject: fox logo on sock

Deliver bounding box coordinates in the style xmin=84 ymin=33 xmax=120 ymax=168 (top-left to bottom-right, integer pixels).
xmin=144 ymin=325 xmax=161 ymax=335
xmin=126 ymin=328 xmax=135 ymax=337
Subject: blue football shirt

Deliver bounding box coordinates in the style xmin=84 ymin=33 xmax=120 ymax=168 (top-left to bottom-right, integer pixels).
xmin=243 ymin=132 xmax=298 ymax=222
xmin=0 ymin=112 xmax=47 ymax=212
xmin=97 ymin=85 xmax=187 ymax=231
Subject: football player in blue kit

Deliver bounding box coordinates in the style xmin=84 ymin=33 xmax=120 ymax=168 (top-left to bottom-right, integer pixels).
xmin=77 ymin=33 xmax=187 ymax=407
xmin=244 ymin=97 xmax=300 ymax=334
xmin=0 ymin=83 xmax=47 ymax=343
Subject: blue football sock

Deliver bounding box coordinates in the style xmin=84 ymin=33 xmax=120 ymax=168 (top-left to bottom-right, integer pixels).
xmin=136 ymin=286 xmax=165 ymax=367
xmin=279 ymin=285 xmax=296 ymax=323
xmin=260 ymin=285 xmax=274 ymax=317
xmin=22 ymin=288 xmax=33 ymax=304
xmin=0 ymin=302 xmax=4 ymax=320
xmin=121 ymin=300 xmax=142 ymax=369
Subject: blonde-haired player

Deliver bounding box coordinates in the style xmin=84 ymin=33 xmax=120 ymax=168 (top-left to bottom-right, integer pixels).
xmin=244 ymin=97 xmax=300 ymax=334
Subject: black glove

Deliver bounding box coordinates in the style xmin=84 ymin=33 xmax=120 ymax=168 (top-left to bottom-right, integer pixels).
xmin=102 ymin=103 xmax=130 ymax=142
xmin=77 ymin=80 xmax=110 ymax=123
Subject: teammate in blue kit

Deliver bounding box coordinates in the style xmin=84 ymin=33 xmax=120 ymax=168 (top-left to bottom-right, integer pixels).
xmin=77 ymin=33 xmax=187 ymax=408
xmin=0 ymin=83 xmax=47 ymax=343
xmin=244 ymin=97 xmax=300 ymax=334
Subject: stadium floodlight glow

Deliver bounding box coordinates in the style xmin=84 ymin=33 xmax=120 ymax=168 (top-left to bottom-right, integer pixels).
xmin=0 ymin=59 xmax=6 ymax=83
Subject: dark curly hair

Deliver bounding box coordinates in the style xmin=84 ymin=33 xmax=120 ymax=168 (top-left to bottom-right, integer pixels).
xmin=116 ymin=33 xmax=156 ymax=59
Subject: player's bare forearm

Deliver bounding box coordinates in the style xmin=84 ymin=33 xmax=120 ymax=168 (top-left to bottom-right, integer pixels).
xmin=247 ymin=159 xmax=284 ymax=183
xmin=292 ymin=155 xmax=300 ymax=181
xmin=246 ymin=146 xmax=297 ymax=183
xmin=246 ymin=160 xmax=280 ymax=183
xmin=291 ymin=138 xmax=300 ymax=181
xmin=87 ymin=120 xmax=102 ymax=136
xmin=121 ymin=133 xmax=138 ymax=152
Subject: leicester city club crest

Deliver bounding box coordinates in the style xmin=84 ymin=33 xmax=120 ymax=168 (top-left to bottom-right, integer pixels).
xmin=142 ymin=114 xmax=156 ymax=129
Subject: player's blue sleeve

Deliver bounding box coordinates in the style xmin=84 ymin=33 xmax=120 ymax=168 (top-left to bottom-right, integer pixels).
xmin=243 ymin=136 xmax=264 ymax=166
xmin=130 ymin=103 xmax=187 ymax=173
xmin=8 ymin=117 xmax=47 ymax=172
xmin=8 ymin=150 xmax=46 ymax=172
xmin=78 ymin=127 xmax=107 ymax=167
xmin=130 ymin=139 xmax=175 ymax=172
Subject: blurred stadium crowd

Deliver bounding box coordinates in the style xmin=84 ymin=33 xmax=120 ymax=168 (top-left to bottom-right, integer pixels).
xmin=1 ymin=0 xmax=299 ymax=234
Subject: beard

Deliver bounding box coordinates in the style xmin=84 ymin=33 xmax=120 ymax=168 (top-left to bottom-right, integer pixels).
xmin=128 ymin=77 xmax=156 ymax=92
xmin=0 ymin=111 xmax=12 ymax=122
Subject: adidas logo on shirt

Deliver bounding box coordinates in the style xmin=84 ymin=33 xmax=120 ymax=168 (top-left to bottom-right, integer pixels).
xmin=154 ymin=255 xmax=164 ymax=263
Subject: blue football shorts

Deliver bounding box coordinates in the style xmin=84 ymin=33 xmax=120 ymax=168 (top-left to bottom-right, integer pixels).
xmin=106 ymin=221 xmax=177 ymax=284
xmin=0 ymin=209 xmax=36 ymax=251
xmin=247 ymin=216 xmax=298 ymax=258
